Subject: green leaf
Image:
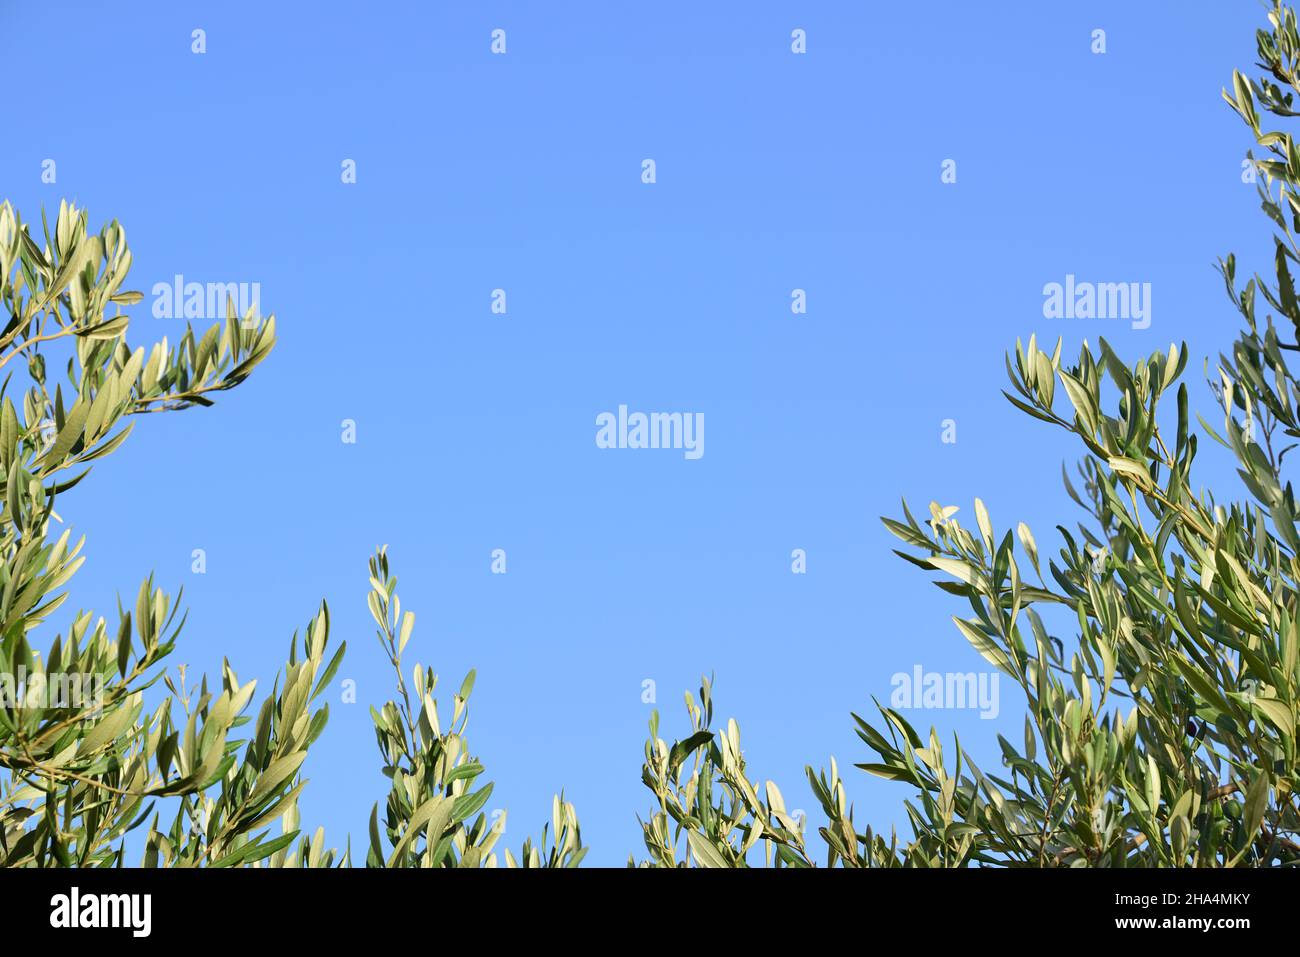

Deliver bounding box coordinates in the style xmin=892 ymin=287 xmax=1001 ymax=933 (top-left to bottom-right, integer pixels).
xmin=211 ymin=831 xmax=300 ymax=868
xmin=451 ymin=782 xmax=494 ymax=824
xmin=951 ymin=616 xmax=1014 ymax=675
xmin=76 ymin=315 xmax=129 ymax=340
xmin=77 ymin=700 xmax=137 ymax=756
xmin=686 ymin=831 xmax=731 ymax=868
xmin=386 ymin=795 xmax=453 ymax=867
xmin=1107 ymin=456 xmax=1152 ymax=487
xmin=39 ymin=397 xmax=89 ymax=473
xmin=668 ymin=730 xmax=714 ymax=776
xmin=1242 ymin=771 xmax=1271 ymax=849
xmin=1252 ymin=696 xmax=1295 ymax=737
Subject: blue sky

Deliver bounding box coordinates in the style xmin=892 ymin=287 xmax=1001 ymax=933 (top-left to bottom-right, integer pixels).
xmin=0 ymin=0 xmax=1271 ymax=864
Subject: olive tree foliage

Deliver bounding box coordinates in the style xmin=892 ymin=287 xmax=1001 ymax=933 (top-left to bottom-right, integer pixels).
xmin=363 ymin=546 xmax=586 ymax=868
xmin=636 ymin=675 xmax=860 ymax=868
xmin=0 ymin=201 xmax=582 ymax=869
xmin=10 ymin=4 xmax=1300 ymax=875
xmin=0 ymin=199 xmax=332 ymax=867
xmin=635 ymin=2 xmax=1300 ymax=868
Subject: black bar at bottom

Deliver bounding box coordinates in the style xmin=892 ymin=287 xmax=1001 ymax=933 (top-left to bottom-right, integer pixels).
xmin=1 ymin=866 xmax=1282 ymax=943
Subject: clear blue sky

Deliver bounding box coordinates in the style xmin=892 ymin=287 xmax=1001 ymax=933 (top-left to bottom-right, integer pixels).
xmin=0 ymin=1 xmax=1270 ymax=864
